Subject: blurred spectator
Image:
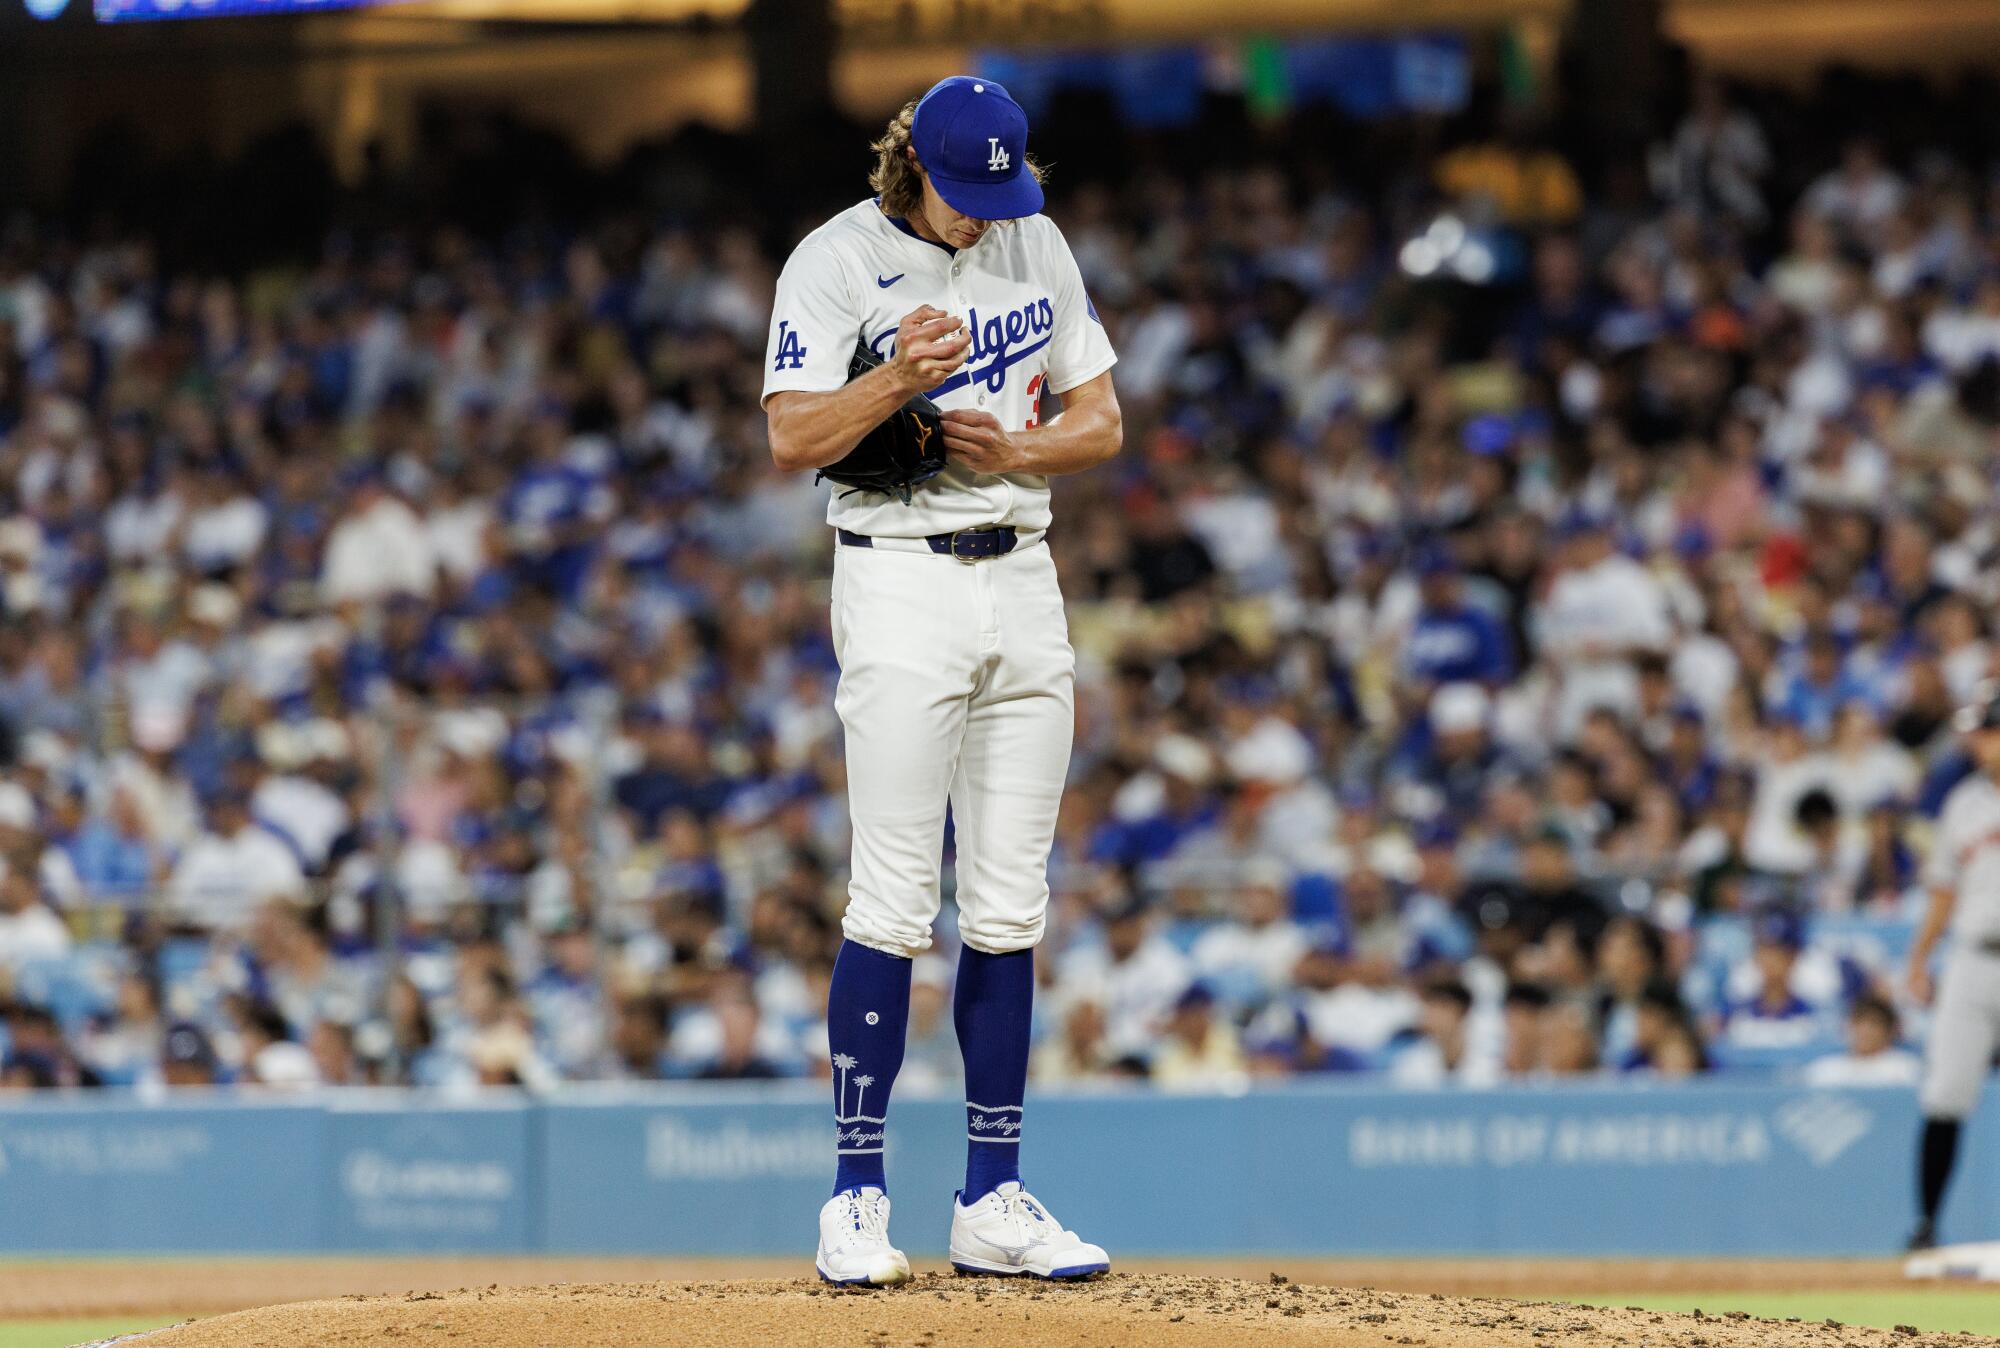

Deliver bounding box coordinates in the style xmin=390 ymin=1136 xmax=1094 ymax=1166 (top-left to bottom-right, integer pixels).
xmin=1720 ymin=911 xmax=1823 ymax=1050
xmin=1401 ymin=551 xmax=1513 ymax=690
xmin=1540 ymin=1001 xmax=1604 ymax=1077
xmin=0 ymin=853 xmax=70 ymax=968
xmin=0 ymin=60 xmax=1995 ymax=1095
xmin=1189 ymin=862 xmax=1307 ymax=1010
xmin=1649 ymin=74 xmax=1771 ymax=228
xmin=1057 ymin=899 xmax=1190 ymax=1062
xmin=80 ymin=974 xmax=166 ymax=1085
xmin=234 ymin=1000 xmax=320 ymax=1090
xmin=166 ymin=789 xmax=305 ymax=931
xmin=1593 ymin=917 xmax=1665 ymax=1065
xmin=309 ymin=1021 xmax=365 ymax=1087
xmin=897 ymin=955 xmax=962 ymax=1094
xmin=1623 ymin=981 xmax=1710 ymax=1077
xmin=607 ymin=994 xmax=671 ymax=1082
xmin=1802 ymin=994 xmax=1921 ymax=1087
xmin=1032 ymin=998 xmax=1115 ymax=1085
xmin=160 ymin=1022 xmax=219 ymax=1089
xmin=1494 ymin=981 xmax=1547 ymax=1078
xmin=1150 ymin=984 xmax=1246 ymax=1091
xmin=693 ymin=985 xmax=786 ymax=1081
xmin=1390 ymin=978 xmax=1499 ymax=1086
xmin=1 ymin=1004 xmax=97 ymax=1088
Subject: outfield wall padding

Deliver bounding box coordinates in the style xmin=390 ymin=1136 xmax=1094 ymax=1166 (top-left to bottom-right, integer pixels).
xmin=0 ymin=1082 xmax=1977 ymax=1255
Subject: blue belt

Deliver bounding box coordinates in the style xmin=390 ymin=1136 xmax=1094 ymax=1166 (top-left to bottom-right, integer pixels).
xmin=837 ymin=526 xmax=1021 ymax=560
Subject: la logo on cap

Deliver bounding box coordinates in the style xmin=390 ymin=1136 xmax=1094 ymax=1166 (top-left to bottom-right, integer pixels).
xmin=911 ymin=74 xmax=1044 ymax=220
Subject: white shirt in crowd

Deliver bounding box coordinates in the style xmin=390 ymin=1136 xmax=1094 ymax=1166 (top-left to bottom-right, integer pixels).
xmin=167 ymin=822 xmax=306 ymax=930
xmin=252 ymin=775 xmax=351 ymax=874
xmin=104 ymin=488 xmax=182 ymax=564
xmin=182 ymin=492 xmax=268 ymax=572
xmin=1801 ymin=1046 xmax=1921 ymax=1088
xmin=1537 ymin=550 xmax=1674 ymax=730
xmin=1056 ymin=933 xmax=1192 ymax=1062
xmin=1388 ymin=1034 xmax=1504 ymax=1089
xmin=1300 ymin=982 xmax=1420 ymax=1055
xmin=108 ymin=753 xmax=202 ymax=851
xmin=426 ymin=498 xmax=494 ymax=584
xmin=1192 ymin=919 xmax=1309 ymax=1003
xmin=0 ymin=901 xmax=72 ymax=969
xmin=322 ymin=494 xmax=439 ymax=603
xmin=249 ymin=1040 xmax=323 ymax=1090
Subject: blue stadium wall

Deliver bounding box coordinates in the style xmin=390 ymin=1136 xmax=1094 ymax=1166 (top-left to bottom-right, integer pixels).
xmin=0 ymin=1082 xmax=1980 ymax=1255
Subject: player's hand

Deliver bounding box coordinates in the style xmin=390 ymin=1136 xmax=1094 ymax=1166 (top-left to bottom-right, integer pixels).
xmin=1906 ymin=960 xmax=1935 ymax=1006
xmin=889 ymin=306 xmax=970 ymax=394
xmin=940 ymin=408 xmax=1023 ymax=475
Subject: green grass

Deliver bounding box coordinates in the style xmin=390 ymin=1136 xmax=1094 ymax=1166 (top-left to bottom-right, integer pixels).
xmin=0 ymin=1318 xmax=179 ymax=1348
xmin=1570 ymin=1291 xmax=2000 ymax=1336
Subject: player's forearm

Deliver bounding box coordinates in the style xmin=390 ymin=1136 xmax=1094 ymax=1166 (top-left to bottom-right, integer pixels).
xmin=1008 ymin=391 xmax=1122 ymax=477
xmin=1912 ymin=887 xmax=1955 ymax=966
xmin=765 ymin=369 xmax=920 ymax=474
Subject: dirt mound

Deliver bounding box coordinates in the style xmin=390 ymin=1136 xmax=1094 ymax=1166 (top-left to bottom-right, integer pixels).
xmin=109 ymin=1272 xmax=1986 ymax=1347
xmin=0 ymin=1256 xmax=1915 ymax=1322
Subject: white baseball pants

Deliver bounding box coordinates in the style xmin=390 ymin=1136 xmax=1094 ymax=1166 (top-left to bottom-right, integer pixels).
xmin=1921 ymin=944 xmax=2000 ymax=1119
xmin=830 ymin=536 xmax=1075 ymax=957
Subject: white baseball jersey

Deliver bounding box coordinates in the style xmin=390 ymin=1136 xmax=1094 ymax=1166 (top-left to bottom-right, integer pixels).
xmin=1919 ymin=772 xmax=2000 ymax=1118
xmin=1926 ymin=773 xmax=2000 ymax=942
xmin=761 ymin=199 xmax=1116 ymax=538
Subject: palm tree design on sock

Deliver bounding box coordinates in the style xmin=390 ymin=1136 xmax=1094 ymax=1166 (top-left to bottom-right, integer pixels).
xmin=833 ymin=1053 xmax=856 ymax=1115
xmin=852 ymin=1074 xmax=875 ymax=1121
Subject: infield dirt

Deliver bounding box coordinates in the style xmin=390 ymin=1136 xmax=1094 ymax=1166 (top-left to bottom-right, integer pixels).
xmin=0 ymin=1255 xmax=1923 ymax=1321
xmin=103 ymin=1271 xmax=1994 ymax=1348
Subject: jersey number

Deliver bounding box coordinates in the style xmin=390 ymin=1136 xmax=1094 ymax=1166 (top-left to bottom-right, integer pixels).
xmin=773 ymin=321 xmax=808 ymax=372
xmin=1024 ymin=373 xmax=1044 ymax=429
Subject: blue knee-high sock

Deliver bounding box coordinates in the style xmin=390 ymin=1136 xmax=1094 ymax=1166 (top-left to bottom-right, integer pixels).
xmin=828 ymin=939 xmax=911 ymax=1196
xmin=955 ymin=945 xmax=1033 ymax=1201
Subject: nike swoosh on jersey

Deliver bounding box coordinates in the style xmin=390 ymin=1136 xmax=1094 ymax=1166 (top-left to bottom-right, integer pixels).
xmin=877 ymin=274 xmax=905 ymax=288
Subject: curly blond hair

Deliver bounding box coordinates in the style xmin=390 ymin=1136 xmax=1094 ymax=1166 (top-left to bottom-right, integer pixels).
xmin=868 ymin=98 xmax=1046 ymax=221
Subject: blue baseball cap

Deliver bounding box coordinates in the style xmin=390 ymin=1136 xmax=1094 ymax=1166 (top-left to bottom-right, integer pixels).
xmin=1413 ymin=541 xmax=1458 ymax=578
xmin=910 ymin=76 xmax=1043 ymax=221
xmin=1753 ymin=909 xmax=1806 ymax=951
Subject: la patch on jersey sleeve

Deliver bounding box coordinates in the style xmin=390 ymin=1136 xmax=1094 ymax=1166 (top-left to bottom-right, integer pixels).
xmin=763 ymin=242 xmax=859 ymax=404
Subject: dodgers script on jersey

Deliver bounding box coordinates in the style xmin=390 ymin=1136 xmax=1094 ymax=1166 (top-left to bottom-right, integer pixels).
xmin=760 ymin=199 xmax=1116 ymax=538
xmin=1926 ymin=774 xmax=2000 ymax=943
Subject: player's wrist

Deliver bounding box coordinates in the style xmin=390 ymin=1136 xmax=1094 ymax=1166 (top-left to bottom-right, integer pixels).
xmin=883 ymin=362 xmax=929 ymax=399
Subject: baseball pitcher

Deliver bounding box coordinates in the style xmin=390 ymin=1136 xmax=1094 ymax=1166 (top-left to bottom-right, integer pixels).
xmin=762 ymin=75 xmax=1121 ymax=1285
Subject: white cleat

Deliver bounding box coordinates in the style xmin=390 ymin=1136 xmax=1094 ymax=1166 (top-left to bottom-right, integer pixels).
xmin=949 ymin=1181 xmax=1111 ymax=1280
xmin=815 ymin=1187 xmax=912 ymax=1287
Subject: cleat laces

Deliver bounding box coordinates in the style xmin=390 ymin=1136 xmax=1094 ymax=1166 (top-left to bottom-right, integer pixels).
xmin=841 ymin=1191 xmax=891 ymax=1247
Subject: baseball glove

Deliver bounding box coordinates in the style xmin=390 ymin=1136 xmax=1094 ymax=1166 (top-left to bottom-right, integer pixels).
xmin=815 ymin=340 xmax=948 ymax=506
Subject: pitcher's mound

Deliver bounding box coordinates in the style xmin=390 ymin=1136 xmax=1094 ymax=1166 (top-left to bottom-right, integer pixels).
xmin=106 ymin=1272 xmax=1962 ymax=1347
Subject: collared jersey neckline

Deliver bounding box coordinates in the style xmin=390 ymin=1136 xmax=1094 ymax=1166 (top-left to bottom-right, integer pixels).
xmin=876 ymin=198 xmax=957 ymax=257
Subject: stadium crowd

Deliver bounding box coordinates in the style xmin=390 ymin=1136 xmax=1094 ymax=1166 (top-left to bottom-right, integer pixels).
xmin=0 ymin=62 xmax=1994 ymax=1096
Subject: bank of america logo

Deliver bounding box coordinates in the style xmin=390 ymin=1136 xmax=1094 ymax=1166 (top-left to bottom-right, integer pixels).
xmin=1775 ymin=1095 xmax=1873 ymax=1167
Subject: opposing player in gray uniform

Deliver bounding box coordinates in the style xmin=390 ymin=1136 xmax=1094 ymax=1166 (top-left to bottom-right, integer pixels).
xmin=1907 ymin=685 xmax=2000 ymax=1249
